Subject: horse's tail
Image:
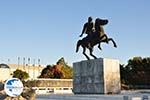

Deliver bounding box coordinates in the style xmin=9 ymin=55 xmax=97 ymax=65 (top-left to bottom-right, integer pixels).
xmin=76 ymin=40 xmax=82 ymax=53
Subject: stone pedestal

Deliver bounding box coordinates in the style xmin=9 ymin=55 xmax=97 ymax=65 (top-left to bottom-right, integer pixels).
xmin=73 ymin=58 xmax=121 ymax=94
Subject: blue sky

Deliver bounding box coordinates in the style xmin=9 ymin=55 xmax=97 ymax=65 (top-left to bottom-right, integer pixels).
xmin=0 ymin=0 xmax=150 ymax=65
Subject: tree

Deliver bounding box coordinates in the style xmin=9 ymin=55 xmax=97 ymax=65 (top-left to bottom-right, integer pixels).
xmin=120 ymin=64 xmax=126 ymax=84
xmin=56 ymin=57 xmax=66 ymax=66
xmin=56 ymin=57 xmax=73 ymax=79
xmin=61 ymin=64 xmax=73 ymax=79
xmin=39 ymin=64 xmax=64 ymax=78
xmin=120 ymin=57 xmax=150 ymax=89
xmin=13 ymin=69 xmax=29 ymax=80
xmin=39 ymin=65 xmax=54 ymax=78
xmin=39 ymin=57 xmax=73 ymax=79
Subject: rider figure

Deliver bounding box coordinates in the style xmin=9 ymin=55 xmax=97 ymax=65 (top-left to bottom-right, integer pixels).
xmin=79 ymin=16 xmax=94 ymax=37
xmin=79 ymin=17 xmax=109 ymax=49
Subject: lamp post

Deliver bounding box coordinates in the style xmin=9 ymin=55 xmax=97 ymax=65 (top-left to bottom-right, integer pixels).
xmin=23 ymin=57 xmax=25 ymax=71
xmin=8 ymin=59 xmax=10 ymax=64
xmin=38 ymin=59 xmax=40 ymax=76
xmin=33 ymin=59 xmax=35 ymax=79
xmin=28 ymin=58 xmax=30 ymax=74
xmin=18 ymin=57 xmax=20 ymax=69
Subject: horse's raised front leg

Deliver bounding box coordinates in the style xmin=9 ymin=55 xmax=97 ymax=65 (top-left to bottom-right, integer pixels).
xmin=98 ymin=43 xmax=102 ymax=50
xmin=89 ymin=48 xmax=97 ymax=59
xmin=108 ymin=38 xmax=117 ymax=48
xmin=83 ymin=47 xmax=90 ymax=60
xmin=100 ymin=34 xmax=109 ymax=44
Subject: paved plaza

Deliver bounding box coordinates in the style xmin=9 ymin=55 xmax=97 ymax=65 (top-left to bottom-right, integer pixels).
xmin=36 ymin=90 xmax=150 ymax=100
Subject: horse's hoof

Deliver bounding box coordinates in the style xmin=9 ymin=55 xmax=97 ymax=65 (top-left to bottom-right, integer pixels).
xmin=98 ymin=48 xmax=102 ymax=50
xmin=98 ymin=46 xmax=102 ymax=50
xmin=114 ymin=44 xmax=117 ymax=48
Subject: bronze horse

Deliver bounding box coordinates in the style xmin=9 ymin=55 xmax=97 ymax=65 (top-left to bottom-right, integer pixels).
xmin=76 ymin=18 xmax=117 ymax=60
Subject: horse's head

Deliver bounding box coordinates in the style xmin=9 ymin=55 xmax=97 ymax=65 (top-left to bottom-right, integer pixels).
xmin=95 ymin=18 xmax=108 ymax=26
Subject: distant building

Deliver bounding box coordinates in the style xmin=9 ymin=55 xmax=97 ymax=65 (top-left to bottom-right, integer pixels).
xmin=0 ymin=64 xmax=73 ymax=94
xmin=0 ymin=63 xmax=44 ymax=82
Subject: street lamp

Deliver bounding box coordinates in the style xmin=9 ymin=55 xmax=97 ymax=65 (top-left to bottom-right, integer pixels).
xmin=18 ymin=57 xmax=20 ymax=69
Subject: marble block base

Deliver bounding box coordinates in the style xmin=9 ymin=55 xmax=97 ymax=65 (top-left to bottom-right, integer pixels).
xmin=73 ymin=58 xmax=121 ymax=94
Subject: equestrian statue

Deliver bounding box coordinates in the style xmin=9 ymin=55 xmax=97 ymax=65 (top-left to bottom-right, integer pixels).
xmin=76 ymin=17 xmax=117 ymax=60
